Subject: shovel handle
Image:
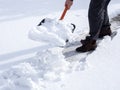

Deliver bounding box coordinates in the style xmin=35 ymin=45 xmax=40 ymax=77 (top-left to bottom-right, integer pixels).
xmin=60 ymin=6 xmax=68 ymax=20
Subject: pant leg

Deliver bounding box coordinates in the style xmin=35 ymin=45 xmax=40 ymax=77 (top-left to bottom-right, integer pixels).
xmin=102 ymin=0 xmax=111 ymax=27
xmin=88 ymin=0 xmax=107 ymax=39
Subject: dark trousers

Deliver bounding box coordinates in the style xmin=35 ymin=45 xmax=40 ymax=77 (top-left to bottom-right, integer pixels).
xmin=88 ymin=0 xmax=111 ymax=39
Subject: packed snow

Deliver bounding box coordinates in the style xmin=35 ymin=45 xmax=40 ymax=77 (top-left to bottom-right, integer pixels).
xmin=0 ymin=0 xmax=120 ymax=90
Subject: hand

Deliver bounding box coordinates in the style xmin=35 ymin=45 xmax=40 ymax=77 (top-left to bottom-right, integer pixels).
xmin=65 ymin=0 xmax=73 ymax=9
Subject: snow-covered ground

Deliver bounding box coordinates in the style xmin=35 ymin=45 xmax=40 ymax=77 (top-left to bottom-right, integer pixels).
xmin=0 ymin=0 xmax=120 ymax=90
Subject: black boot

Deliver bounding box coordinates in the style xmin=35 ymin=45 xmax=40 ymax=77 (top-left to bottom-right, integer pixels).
xmin=99 ymin=26 xmax=112 ymax=38
xmin=76 ymin=36 xmax=97 ymax=52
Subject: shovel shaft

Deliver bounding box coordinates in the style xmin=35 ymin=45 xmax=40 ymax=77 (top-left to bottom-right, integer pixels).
xmin=60 ymin=6 xmax=68 ymax=20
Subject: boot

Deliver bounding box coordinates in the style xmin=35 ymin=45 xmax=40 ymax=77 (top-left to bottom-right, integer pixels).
xmin=76 ymin=36 xmax=97 ymax=52
xmin=99 ymin=26 xmax=112 ymax=38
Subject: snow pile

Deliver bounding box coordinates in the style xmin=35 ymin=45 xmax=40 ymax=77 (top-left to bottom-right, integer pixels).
xmin=0 ymin=47 xmax=69 ymax=90
xmin=0 ymin=18 xmax=77 ymax=90
xmin=0 ymin=63 xmax=43 ymax=90
xmin=30 ymin=47 xmax=69 ymax=81
xmin=29 ymin=18 xmax=75 ymax=47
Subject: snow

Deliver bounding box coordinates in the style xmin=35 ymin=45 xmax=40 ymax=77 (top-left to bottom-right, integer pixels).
xmin=0 ymin=0 xmax=120 ymax=90
xmin=29 ymin=18 xmax=75 ymax=47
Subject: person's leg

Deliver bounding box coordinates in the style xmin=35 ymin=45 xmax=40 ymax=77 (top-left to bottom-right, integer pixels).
xmin=76 ymin=0 xmax=107 ymax=52
xmin=102 ymin=0 xmax=111 ymax=27
xmin=88 ymin=0 xmax=106 ymax=39
xmin=99 ymin=0 xmax=112 ymax=38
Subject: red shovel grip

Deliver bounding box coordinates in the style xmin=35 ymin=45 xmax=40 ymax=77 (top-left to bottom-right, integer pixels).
xmin=60 ymin=6 xmax=68 ymax=20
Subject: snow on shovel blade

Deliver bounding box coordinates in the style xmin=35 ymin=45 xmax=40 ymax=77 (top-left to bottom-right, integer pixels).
xmin=37 ymin=18 xmax=76 ymax=43
xmin=29 ymin=18 xmax=76 ymax=46
xmin=37 ymin=18 xmax=76 ymax=33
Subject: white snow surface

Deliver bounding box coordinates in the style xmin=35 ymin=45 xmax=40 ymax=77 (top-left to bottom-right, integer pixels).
xmin=0 ymin=0 xmax=120 ymax=90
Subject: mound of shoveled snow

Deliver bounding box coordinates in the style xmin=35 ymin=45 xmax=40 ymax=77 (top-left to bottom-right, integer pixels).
xmin=0 ymin=47 xmax=70 ymax=90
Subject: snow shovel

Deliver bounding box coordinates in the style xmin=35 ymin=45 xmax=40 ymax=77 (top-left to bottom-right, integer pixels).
xmin=37 ymin=6 xmax=76 ymax=43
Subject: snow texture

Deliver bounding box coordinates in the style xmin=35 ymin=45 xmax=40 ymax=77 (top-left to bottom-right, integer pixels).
xmin=0 ymin=0 xmax=120 ymax=90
